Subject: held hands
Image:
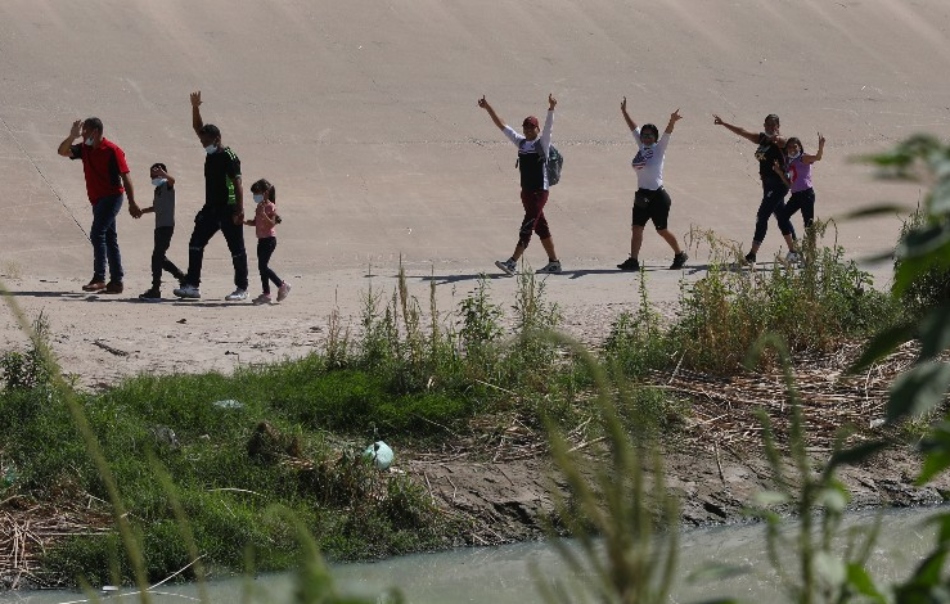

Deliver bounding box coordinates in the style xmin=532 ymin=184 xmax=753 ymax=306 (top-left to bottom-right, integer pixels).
xmin=232 ymin=211 xmax=244 ymax=226
xmin=772 ymin=159 xmax=785 ymax=175
xmin=548 ymin=93 xmax=557 ymax=110
xmin=128 ymin=203 xmax=143 ymax=219
xmin=190 ymin=91 xmax=202 ymax=107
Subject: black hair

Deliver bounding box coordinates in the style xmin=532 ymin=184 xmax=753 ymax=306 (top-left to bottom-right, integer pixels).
xmin=199 ymin=124 xmax=221 ymax=138
xmin=785 ymin=137 xmax=804 ymax=154
xmin=765 ymin=114 xmax=780 ymax=127
xmin=640 ymin=123 xmax=660 ymax=139
xmin=84 ymin=117 xmax=103 ymax=133
xmin=150 ymin=162 xmax=167 ymax=172
xmin=251 ymin=178 xmax=276 ymax=203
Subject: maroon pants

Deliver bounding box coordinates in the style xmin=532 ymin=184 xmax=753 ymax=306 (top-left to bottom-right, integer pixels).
xmin=517 ymin=189 xmax=551 ymax=248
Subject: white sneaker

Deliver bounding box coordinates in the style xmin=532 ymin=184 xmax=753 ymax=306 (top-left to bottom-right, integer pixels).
xmin=536 ymin=260 xmax=562 ymax=274
xmin=225 ymin=288 xmax=248 ymax=301
xmin=495 ymin=259 xmax=516 ymax=276
xmin=786 ymin=251 xmax=802 ymax=264
xmin=173 ymin=284 xmax=201 ymax=299
xmin=277 ymin=282 xmax=291 ymax=302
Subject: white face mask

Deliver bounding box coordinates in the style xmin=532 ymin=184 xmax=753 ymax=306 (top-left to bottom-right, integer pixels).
xmin=84 ymin=137 xmax=95 ymax=146
xmin=204 ymin=144 xmax=217 ymax=154
xmin=788 ymin=150 xmax=802 ymax=160
xmin=152 ymin=178 xmax=166 ymax=187
xmin=253 ymin=194 xmax=265 ymax=204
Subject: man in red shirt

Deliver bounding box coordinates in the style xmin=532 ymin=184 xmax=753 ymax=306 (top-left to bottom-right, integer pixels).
xmin=57 ymin=118 xmax=142 ymax=293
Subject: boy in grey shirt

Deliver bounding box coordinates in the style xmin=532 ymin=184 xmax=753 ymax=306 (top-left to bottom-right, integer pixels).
xmin=139 ymin=163 xmax=185 ymax=301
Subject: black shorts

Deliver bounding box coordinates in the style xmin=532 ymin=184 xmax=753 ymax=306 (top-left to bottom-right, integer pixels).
xmin=631 ymin=187 xmax=672 ymax=230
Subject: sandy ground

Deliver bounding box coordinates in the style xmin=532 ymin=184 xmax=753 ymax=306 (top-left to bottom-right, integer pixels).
xmin=2 ymin=2 xmax=948 ymax=387
xmin=1 ymin=1 xmax=949 ymax=564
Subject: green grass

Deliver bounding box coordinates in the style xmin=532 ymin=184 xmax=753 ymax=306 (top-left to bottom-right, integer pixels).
xmin=0 ymin=231 xmax=907 ymax=588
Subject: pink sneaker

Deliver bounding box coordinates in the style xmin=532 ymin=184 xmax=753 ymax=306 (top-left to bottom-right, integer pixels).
xmin=277 ymin=282 xmax=291 ymax=302
xmin=252 ymin=293 xmax=272 ymax=306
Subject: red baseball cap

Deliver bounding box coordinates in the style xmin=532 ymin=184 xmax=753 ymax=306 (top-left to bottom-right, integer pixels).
xmin=522 ymin=116 xmax=539 ymax=129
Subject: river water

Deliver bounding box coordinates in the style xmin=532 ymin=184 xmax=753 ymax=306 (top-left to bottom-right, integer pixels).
xmin=1 ymin=506 xmax=944 ymax=603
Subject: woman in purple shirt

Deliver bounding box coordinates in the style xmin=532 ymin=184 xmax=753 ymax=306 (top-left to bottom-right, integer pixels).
xmin=775 ymin=133 xmax=825 ymax=232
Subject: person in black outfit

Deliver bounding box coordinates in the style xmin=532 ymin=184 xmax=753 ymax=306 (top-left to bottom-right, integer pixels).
xmin=174 ymin=91 xmax=249 ymax=301
xmin=713 ymin=113 xmax=799 ymax=265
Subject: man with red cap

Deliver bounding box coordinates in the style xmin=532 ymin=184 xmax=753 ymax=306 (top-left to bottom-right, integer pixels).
xmin=478 ymin=94 xmax=561 ymax=275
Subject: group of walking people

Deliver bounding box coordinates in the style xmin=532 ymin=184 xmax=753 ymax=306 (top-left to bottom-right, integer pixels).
xmin=58 ymin=92 xmax=291 ymax=305
xmin=60 ymin=92 xmax=825 ymax=301
xmin=478 ymin=95 xmax=824 ymax=274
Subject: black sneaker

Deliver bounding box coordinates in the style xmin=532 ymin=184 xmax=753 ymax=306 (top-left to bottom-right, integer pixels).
xmin=617 ymin=257 xmax=640 ymax=271
xmin=670 ymin=252 xmax=688 ymax=270
xmin=744 ymin=252 xmax=757 ymax=265
xmin=139 ymin=288 xmax=162 ymax=302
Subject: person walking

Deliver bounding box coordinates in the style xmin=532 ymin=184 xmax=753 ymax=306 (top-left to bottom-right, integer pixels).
xmin=138 ymin=163 xmax=185 ymax=301
xmin=616 ymin=99 xmax=688 ymax=272
xmin=244 ymin=178 xmax=291 ymax=305
xmin=57 ymin=117 xmax=142 ymax=293
xmin=174 ymin=91 xmax=249 ymax=301
xmin=713 ymin=113 xmax=799 ymax=265
xmin=478 ymin=94 xmax=562 ymax=275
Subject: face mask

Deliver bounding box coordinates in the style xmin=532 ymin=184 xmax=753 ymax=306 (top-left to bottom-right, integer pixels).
xmin=204 ymin=144 xmax=217 ymax=154
xmin=253 ymin=194 xmax=265 ymax=204
xmin=151 ymin=178 xmax=166 ymax=187
xmin=643 ymin=142 xmax=656 ymax=150
xmin=788 ymin=150 xmax=802 ymax=160
xmin=84 ymin=137 xmax=95 ymax=146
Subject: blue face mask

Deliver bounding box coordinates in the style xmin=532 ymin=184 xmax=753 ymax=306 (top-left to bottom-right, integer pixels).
xmin=84 ymin=137 xmax=95 ymax=146
xmin=152 ymin=178 xmax=167 ymax=187
xmin=204 ymin=144 xmax=217 ymax=154
xmin=253 ymin=194 xmax=265 ymax=204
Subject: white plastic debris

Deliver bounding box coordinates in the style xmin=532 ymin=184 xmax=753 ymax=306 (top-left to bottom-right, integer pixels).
xmin=364 ymin=441 xmax=394 ymax=470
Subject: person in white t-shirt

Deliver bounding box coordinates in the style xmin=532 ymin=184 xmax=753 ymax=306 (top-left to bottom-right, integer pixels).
xmin=617 ymin=99 xmax=687 ymax=272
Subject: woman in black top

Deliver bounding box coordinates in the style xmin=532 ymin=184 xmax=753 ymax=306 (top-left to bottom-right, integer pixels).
xmin=713 ymin=113 xmax=800 ymax=265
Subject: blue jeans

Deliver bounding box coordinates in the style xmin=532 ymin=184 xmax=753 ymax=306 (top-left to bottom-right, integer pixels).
xmin=90 ymin=194 xmax=124 ymax=282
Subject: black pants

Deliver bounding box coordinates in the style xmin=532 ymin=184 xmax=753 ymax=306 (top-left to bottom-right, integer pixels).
xmin=184 ymin=206 xmax=249 ymax=290
xmin=784 ymin=187 xmax=816 ymax=229
xmin=257 ymin=237 xmax=282 ymax=294
xmin=151 ymin=226 xmax=184 ymax=288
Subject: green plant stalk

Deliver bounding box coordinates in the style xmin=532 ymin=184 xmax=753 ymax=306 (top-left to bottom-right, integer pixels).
xmin=0 ymin=281 xmax=153 ymax=600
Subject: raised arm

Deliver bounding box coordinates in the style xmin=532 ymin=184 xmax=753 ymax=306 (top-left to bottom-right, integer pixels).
xmin=57 ymin=120 xmax=82 ymax=157
xmin=539 ymin=93 xmax=556 ymax=154
xmin=804 ymin=132 xmax=825 ymax=164
xmin=620 ymin=97 xmax=637 ymax=132
xmin=477 ymin=96 xmax=506 ymax=131
xmin=191 ymin=91 xmax=204 ymax=138
xmin=713 ymin=114 xmax=760 ymax=144
xmin=665 ymin=108 xmax=682 ymax=134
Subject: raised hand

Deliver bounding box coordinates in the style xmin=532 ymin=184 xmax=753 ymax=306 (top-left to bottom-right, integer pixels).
xmin=713 ymin=114 xmax=724 ymax=125
xmin=477 ymin=95 xmax=488 ymax=109
xmin=621 ymin=96 xmax=627 ymax=113
xmin=670 ymin=108 xmax=682 ymax=122
xmin=548 ymin=93 xmax=557 ymax=110
xmin=190 ymin=91 xmax=202 ymax=107
xmin=69 ymin=119 xmax=82 ymax=138
xmin=818 ymin=132 xmax=826 ymax=146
